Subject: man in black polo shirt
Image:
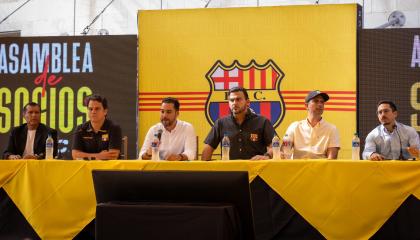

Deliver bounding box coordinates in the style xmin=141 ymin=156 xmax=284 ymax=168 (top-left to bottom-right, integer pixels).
xmin=202 ymin=87 xmax=275 ymax=160
xmin=72 ymin=94 xmax=122 ymax=160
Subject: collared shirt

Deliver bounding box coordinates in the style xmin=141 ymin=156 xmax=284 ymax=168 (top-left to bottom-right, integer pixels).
xmin=139 ymin=120 xmax=196 ymax=160
xmin=362 ymin=122 xmax=420 ymax=160
xmin=204 ymin=110 xmax=275 ymax=160
xmin=72 ymin=119 xmax=122 ymax=155
xmin=285 ymin=118 xmax=340 ymax=159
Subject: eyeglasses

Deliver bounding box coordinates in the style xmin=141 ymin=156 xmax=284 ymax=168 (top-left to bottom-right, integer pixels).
xmin=377 ymin=109 xmax=392 ymax=115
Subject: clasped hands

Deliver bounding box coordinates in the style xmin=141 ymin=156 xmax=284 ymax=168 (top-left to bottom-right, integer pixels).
xmin=145 ymin=148 xmax=184 ymax=161
xmin=369 ymin=147 xmax=419 ymax=161
xmin=8 ymin=154 xmax=39 ymax=160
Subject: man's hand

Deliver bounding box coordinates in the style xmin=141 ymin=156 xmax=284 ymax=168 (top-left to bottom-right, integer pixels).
xmin=369 ymin=152 xmax=385 ymax=161
xmin=166 ymin=154 xmax=184 ymax=161
xmin=407 ymin=147 xmax=419 ymax=158
xmin=251 ymin=155 xmax=270 ymax=160
xmin=146 ymin=147 xmax=152 ymax=156
xmin=8 ymin=155 xmax=22 ymax=160
xmin=22 ymin=154 xmax=38 ymax=159
xmin=96 ymin=150 xmax=119 ymax=160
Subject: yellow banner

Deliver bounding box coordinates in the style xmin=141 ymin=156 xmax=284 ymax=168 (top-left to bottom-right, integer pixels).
xmin=138 ymin=4 xmax=358 ymax=158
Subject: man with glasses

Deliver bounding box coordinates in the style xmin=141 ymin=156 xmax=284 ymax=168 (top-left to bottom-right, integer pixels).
xmin=363 ymin=100 xmax=420 ymax=160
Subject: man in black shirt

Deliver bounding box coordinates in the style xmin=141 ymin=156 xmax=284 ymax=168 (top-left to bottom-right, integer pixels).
xmin=72 ymin=94 xmax=122 ymax=160
xmin=202 ymin=87 xmax=275 ymax=160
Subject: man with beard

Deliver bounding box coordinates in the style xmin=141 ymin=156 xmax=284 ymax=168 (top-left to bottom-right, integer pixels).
xmin=3 ymin=102 xmax=58 ymax=159
xmin=72 ymin=94 xmax=122 ymax=160
xmin=363 ymin=100 xmax=419 ymax=160
xmin=201 ymin=87 xmax=275 ymax=160
xmin=139 ymin=97 xmax=197 ymax=161
xmin=282 ymin=90 xmax=340 ymax=159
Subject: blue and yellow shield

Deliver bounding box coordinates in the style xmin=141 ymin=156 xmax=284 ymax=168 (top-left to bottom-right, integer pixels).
xmin=205 ymin=60 xmax=285 ymax=128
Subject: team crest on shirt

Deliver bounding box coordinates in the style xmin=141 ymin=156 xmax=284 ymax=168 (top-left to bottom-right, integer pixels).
xmin=250 ymin=133 xmax=259 ymax=142
xmin=205 ymin=60 xmax=285 ymax=127
xmin=101 ymin=134 xmax=109 ymax=142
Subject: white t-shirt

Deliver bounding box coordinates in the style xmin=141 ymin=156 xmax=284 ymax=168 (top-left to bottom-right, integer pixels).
xmin=23 ymin=129 xmax=36 ymax=157
xmin=285 ymin=118 xmax=340 ymax=159
xmin=139 ymin=120 xmax=197 ymax=160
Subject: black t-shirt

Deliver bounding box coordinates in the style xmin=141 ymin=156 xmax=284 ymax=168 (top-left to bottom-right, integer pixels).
xmin=204 ymin=111 xmax=275 ymax=159
xmin=72 ymin=119 xmax=122 ymax=155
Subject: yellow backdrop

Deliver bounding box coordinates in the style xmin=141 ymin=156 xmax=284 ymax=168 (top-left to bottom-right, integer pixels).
xmin=138 ymin=4 xmax=357 ymax=158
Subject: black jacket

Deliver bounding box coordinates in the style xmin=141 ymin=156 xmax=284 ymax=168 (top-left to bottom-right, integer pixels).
xmin=3 ymin=123 xmax=58 ymax=159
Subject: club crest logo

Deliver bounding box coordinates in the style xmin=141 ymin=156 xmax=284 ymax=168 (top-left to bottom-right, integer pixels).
xmin=205 ymin=59 xmax=285 ymax=128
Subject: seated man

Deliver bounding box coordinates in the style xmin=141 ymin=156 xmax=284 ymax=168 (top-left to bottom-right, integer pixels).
xmin=139 ymin=97 xmax=196 ymax=161
xmin=201 ymin=87 xmax=275 ymax=160
xmin=3 ymin=102 xmax=58 ymax=159
xmin=72 ymin=94 xmax=122 ymax=160
xmin=282 ymin=90 xmax=340 ymax=159
xmin=363 ymin=100 xmax=419 ymax=160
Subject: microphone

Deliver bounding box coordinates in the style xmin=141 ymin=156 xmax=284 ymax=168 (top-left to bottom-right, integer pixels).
xmin=394 ymin=124 xmax=404 ymax=160
xmin=157 ymin=129 xmax=163 ymax=141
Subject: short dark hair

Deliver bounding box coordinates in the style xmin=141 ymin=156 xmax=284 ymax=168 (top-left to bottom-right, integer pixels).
xmin=85 ymin=94 xmax=108 ymax=109
xmin=162 ymin=97 xmax=180 ymax=111
xmin=228 ymin=86 xmax=249 ymax=100
xmin=23 ymin=102 xmax=40 ymax=113
xmin=377 ymin=100 xmax=397 ymax=112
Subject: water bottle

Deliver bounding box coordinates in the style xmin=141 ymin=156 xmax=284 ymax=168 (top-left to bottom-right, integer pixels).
xmin=272 ymin=134 xmax=281 ymax=159
xmin=352 ymin=133 xmax=360 ymax=160
xmin=282 ymin=134 xmax=293 ymax=159
xmin=151 ymin=132 xmax=160 ymax=161
xmin=221 ymin=133 xmax=230 ymax=160
xmin=45 ymin=134 xmax=54 ymax=160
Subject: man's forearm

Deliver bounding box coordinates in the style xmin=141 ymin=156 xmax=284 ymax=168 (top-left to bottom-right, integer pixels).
xmin=327 ymin=147 xmax=339 ymax=159
xmin=201 ymin=145 xmax=214 ymax=161
xmin=72 ymin=150 xmax=96 ymax=160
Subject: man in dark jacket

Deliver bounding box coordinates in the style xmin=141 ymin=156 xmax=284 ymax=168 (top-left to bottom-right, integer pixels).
xmin=3 ymin=102 xmax=58 ymax=159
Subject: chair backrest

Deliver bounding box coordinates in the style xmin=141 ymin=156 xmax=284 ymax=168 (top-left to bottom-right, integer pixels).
xmin=195 ymin=135 xmax=199 ymax=160
xmin=120 ymin=136 xmax=128 ymax=159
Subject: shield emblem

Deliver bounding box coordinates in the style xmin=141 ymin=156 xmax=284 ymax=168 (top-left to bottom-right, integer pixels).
xmin=205 ymin=59 xmax=285 ymax=128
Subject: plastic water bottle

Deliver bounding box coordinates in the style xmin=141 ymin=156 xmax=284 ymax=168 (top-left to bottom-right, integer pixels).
xmin=221 ymin=133 xmax=230 ymax=160
xmin=272 ymin=134 xmax=281 ymax=159
xmin=352 ymin=133 xmax=360 ymax=160
xmin=282 ymin=134 xmax=293 ymax=159
xmin=45 ymin=134 xmax=54 ymax=160
xmin=151 ymin=132 xmax=160 ymax=161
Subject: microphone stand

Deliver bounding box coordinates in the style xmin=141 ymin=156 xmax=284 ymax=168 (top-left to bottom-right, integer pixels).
xmin=81 ymin=0 xmax=115 ymax=35
xmin=394 ymin=125 xmax=404 ymax=160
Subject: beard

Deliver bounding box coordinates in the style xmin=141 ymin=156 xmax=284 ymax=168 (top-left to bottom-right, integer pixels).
xmin=231 ymin=105 xmax=247 ymax=115
xmin=161 ymin=118 xmax=174 ymax=127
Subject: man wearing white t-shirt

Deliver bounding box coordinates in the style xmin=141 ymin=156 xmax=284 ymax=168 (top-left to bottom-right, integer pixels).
xmin=3 ymin=102 xmax=58 ymax=159
xmin=139 ymin=97 xmax=197 ymax=161
xmin=282 ymin=90 xmax=340 ymax=159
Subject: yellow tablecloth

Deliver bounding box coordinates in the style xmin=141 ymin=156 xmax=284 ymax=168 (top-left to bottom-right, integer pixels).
xmin=1 ymin=160 xmax=419 ymax=239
